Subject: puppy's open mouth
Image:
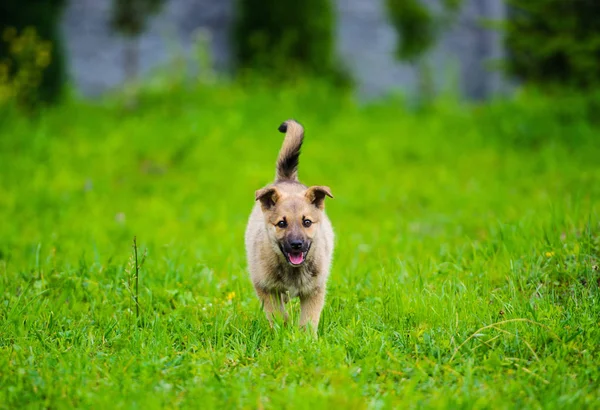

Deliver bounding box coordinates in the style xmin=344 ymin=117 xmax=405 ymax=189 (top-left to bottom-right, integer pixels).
xmin=286 ymin=251 xmax=307 ymax=266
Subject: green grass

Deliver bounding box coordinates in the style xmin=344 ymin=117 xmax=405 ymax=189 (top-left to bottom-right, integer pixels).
xmin=0 ymin=81 xmax=599 ymax=409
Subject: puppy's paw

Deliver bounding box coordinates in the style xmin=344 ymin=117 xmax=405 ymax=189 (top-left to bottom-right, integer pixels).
xmin=300 ymin=323 xmax=319 ymax=339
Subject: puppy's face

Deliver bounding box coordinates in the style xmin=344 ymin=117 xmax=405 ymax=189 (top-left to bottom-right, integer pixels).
xmin=255 ymin=185 xmax=333 ymax=266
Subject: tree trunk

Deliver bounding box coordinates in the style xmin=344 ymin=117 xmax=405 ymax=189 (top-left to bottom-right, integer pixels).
xmin=124 ymin=36 xmax=139 ymax=83
xmin=123 ymin=36 xmax=139 ymax=110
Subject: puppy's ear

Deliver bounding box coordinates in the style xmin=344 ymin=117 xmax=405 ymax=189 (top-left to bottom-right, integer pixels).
xmin=305 ymin=186 xmax=333 ymax=210
xmin=255 ymin=187 xmax=280 ymax=211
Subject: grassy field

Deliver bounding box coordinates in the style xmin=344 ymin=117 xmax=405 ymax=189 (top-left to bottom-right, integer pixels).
xmin=0 ymin=81 xmax=599 ymax=409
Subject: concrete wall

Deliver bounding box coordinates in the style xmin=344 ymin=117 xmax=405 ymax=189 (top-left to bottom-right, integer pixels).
xmin=61 ymin=0 xmax=507 ymax=100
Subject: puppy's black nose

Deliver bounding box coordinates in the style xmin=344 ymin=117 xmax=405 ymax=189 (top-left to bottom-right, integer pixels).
xmin=290 ymin=240 xmax=303 ymax=250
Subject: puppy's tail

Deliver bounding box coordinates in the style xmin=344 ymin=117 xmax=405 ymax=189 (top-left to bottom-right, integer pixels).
xmin=275 ymin=119 xmax=304 ymax=182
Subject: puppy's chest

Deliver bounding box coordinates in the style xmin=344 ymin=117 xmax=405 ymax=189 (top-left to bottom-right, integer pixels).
xmin=266 ymin=263 xmax=318 ymax=297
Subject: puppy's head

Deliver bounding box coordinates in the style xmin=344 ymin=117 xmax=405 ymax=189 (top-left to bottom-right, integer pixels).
xmin=255 ymin=184 xmax=333 ymax=267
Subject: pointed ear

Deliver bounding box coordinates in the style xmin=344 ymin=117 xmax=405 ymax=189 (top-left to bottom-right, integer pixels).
xmin=255 ymin=187 xmax=280 ymax=211
xmin=305 ymin=185 xmax=334 ymax=210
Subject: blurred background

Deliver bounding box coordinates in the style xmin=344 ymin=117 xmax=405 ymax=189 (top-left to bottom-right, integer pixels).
xmin=2 ymin=0 xmax=599 ymax=107
xmin=60 ymin=0 xmax=505 ymax=100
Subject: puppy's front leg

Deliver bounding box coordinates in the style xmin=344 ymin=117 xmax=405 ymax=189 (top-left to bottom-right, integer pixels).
xmin=299 ymin=287 xmax=325 ymax=336
xmin=255 ymin=286 xmax=288 ymax=326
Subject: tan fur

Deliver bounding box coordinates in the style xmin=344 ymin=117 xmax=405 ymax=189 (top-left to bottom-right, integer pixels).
xmin=275 ymin=120 xmax=304 ymax=181
xmin=244 ymin=120 xmax=335 ymax=336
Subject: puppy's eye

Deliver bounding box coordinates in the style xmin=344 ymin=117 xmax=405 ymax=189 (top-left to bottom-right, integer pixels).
xmin=277 ymin=220 xmax=287 ymax=228
xmin=303 ymin=219 xmax=312 ymax=228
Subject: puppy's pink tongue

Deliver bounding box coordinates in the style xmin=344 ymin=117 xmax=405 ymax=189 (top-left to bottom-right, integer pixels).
xmin=289 ymin=252 xmax=304 ymax=265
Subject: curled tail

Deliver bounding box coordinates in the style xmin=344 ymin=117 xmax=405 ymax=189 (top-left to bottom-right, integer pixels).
xmin=275 ymin=119 xmax=304 ymax=182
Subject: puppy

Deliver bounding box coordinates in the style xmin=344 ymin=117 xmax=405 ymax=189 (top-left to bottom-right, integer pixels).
xmin=244 ymin=119 xmax=334 ymax=335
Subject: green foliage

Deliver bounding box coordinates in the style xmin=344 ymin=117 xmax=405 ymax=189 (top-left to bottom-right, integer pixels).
xmin=110 ymin=0 xmax=165 ymax=37
xmin=0 ymin=0 xmax=66 ymax=106
xmin=232 ymin=0 xmax=350 ymax=86
xmin=386 ymin=0 xmax=434 ymax=61
xmin=503 ymin=0 xmax=600 ymax=88
xmin=386 ymin=0 xmax=462 ymax=61
xmin=0 ymin=27 xmax=53 ymax=111
xmin=0 ymin=82 xmax=599 ymax=408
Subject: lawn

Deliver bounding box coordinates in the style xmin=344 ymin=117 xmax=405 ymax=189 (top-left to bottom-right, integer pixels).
xmin=0 ymin=81 xmax=599 ymax=409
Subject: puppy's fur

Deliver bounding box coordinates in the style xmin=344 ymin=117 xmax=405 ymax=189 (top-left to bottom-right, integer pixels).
xmin=244 ymin=119 xmax=334 ymax=335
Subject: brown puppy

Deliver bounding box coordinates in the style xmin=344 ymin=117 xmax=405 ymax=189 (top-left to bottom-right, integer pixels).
xmin=244 ymin=119 xmax=334 ymax=335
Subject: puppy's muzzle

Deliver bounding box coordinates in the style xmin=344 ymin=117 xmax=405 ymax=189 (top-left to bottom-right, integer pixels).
xmin=281 ymin=240 xmax=311 ymax=266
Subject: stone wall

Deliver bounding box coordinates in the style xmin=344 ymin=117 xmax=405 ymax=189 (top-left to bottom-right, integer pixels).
xmin=61 ymin=0 xmax=507 ymax=100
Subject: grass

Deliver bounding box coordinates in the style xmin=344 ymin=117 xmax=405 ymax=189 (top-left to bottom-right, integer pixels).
xmin=0 ymin=80 xmax=599 ymax=409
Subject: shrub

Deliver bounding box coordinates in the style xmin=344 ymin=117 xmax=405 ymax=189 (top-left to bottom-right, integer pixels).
xmin=232 ymin=0 xmax=351 ymax=87
xmin=384 ymin=0 xmax=461 ymax=105
xmin=385 ymin=0 xmax=462 ymax=62
xmin=0 ymin=0 xmax=66 ymax=106
xmin=110 ymin=0 xmax=165 ymax=81
xmin=0 ymin=27 xmax=53 ymax=111
xmin=503 ymin=0 xmax=600 ymax=89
